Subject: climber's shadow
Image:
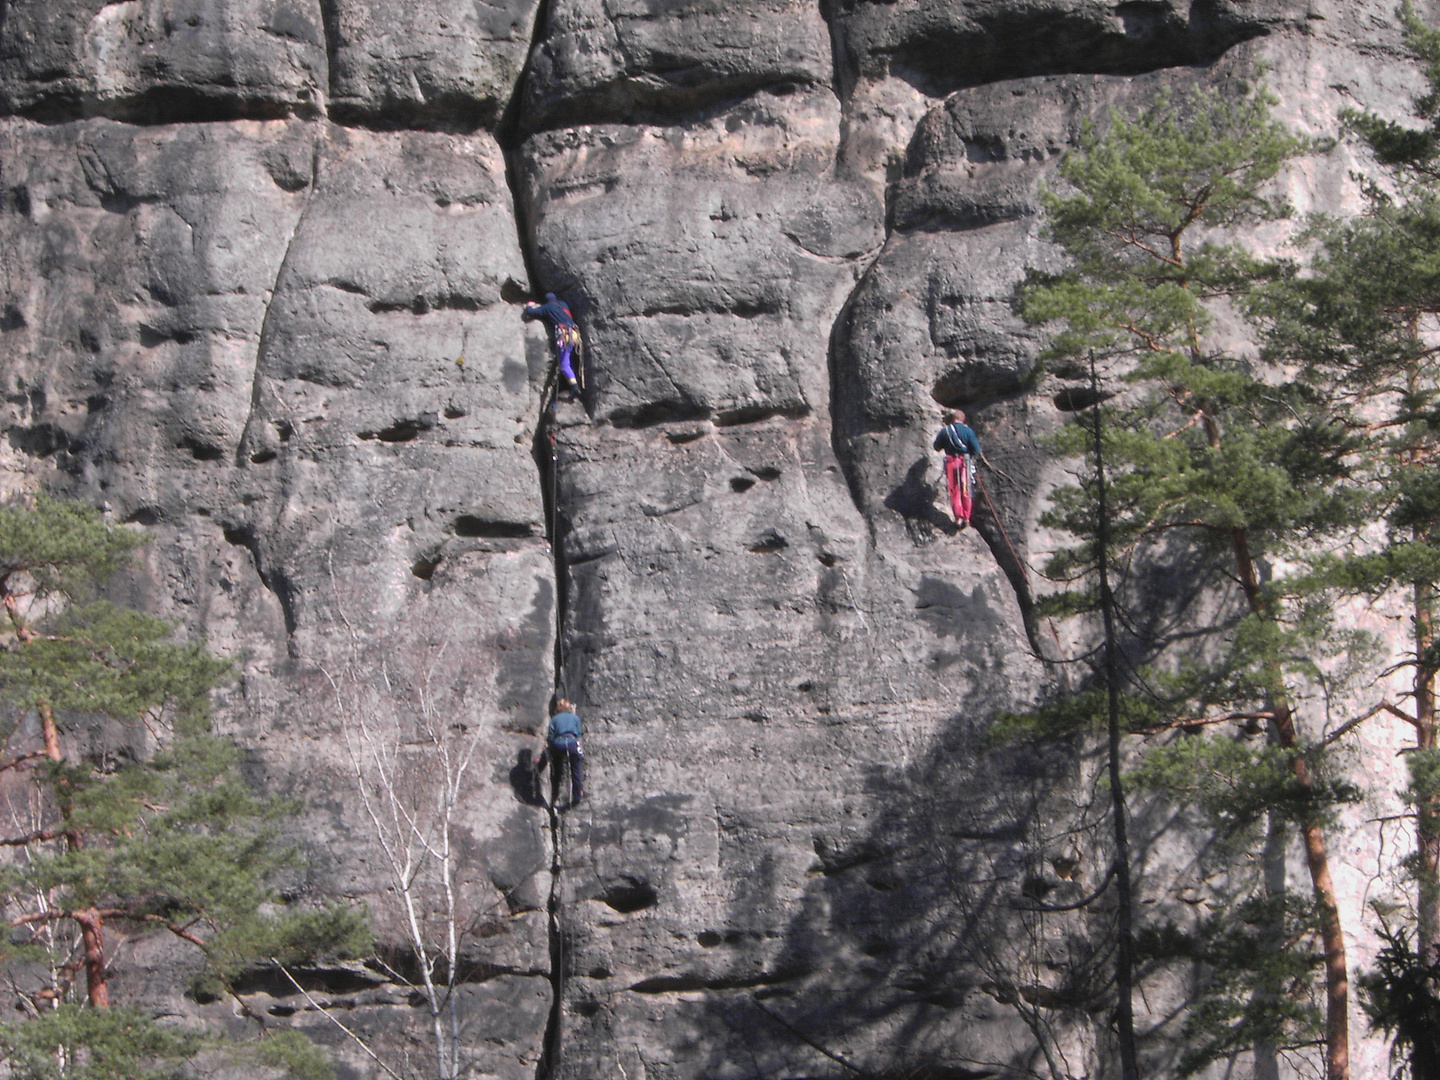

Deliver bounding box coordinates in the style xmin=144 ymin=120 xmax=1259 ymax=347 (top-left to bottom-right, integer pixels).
xmin=509 ymin=749 xmax=547 ymax=808
xmin=885 ymin=458 xmax=960 ymax=538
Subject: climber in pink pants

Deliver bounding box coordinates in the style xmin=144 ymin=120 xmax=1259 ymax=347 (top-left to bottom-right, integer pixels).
xmin=933 ymin=409 xmax=982 ymax=529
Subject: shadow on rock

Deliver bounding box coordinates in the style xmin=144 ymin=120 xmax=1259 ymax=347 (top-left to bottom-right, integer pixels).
xmin=884 ymin=457 xmax=960 ymax=541
xmin=565 ymin=677 xmax=1218 ymax=1079
xmin=509 ymin=748 xmax=547 ymax=808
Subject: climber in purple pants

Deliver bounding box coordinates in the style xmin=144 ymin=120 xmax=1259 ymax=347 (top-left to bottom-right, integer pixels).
xmin=523 ymin=293 xmax=582 ymax=395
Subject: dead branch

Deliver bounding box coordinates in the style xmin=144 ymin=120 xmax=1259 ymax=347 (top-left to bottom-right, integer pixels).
xmin=1320 ymin=703 xmax=1407 ymax=748
xmin=1135 ymin=711 xmax=1276 ymax=737
xmin=272 ymin=961 xmax=407 ymax=1080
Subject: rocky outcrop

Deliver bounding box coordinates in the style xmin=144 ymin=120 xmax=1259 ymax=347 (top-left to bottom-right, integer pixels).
xmin=0 ymin=0 xmax=1434 ymax=1077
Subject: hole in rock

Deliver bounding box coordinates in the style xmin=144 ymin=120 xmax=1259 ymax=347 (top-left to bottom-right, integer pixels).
xmin=575 ymin=1001 xmax=603 ymax=1017
xmin=250 ymin=449 xmax=277 ymax=464
xmin=601 ymin=878 xmax=658 ymax=913
xmin=179 ymin=436 xmax=223 ymax=461
xmin=931 ymin=363 xmax=1028 ymax=409
xmin=1053 ymin=386 xmax=1114 ymax=412
xmin=124 ymin=507 xmax=162 ymax=526
xmin=9 ymin=424 xmax=72 ymax=458
xmin=748 ymin=466 xmax=781 ymax=481
xmin=412 ymin=554 xmax=441 ymax=580
xmin=454 ymin=516 xmax=533 ymax=539
xmin=817 ymin=552 xmax=838 ymax=567
xmin=227 ymin=964 xmax=379 ymax=999
xmin=588 ymin=966 xmax=612 ymax=979
xmin=610 ymin=400 xmax=711 ymax=429
xmin=748 ymin=529 xmax=788 ymax=553
xmin=138 ymin=324 xmax=196 ymax=348
xmin=730 ymin=476 xmax=756 ymax=493
xmin=360 ymin=415 xmax=435 ymax=443
xmin=697 ymin=931 xmax=724 ymax=948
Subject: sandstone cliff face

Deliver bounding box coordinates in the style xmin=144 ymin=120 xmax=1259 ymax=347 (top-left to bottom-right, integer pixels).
xmin=0 ymin=1 xmax=1432 ymax=1077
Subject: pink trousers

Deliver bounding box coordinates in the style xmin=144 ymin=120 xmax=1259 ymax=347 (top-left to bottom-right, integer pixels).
xmin=944 ymin=454 xmax=972 ymax=524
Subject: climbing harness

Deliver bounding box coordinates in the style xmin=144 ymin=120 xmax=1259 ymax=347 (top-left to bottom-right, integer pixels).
xmin=555 ymin=322 xmax=583 ymax=385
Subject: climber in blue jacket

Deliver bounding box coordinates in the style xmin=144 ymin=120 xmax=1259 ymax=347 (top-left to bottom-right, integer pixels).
xmin=934 ymin=409 xmax=983 ymax=528
xmin=523 ymin=293 xmax=582 ymax=396
xmin=536 ymin=697 xmax=584 ymax=804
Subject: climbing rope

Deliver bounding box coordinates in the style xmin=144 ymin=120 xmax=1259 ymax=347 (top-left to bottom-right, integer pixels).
xmin=539 ymin=358 xmax=572 ymax=699
xmin=975 ymin=468 xmax=1071 ymax=670
xmin=547 ymin=799 xmax=566 ymax=1080
xmin=975 ymin=470 xmax=1030 ymax=591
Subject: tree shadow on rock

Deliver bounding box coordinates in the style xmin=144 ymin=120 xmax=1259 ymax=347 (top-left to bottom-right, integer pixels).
xmin=696 ymin=709 xmax=1096 ymax=1079
xmin=555 ymin=695 xmax=1134 ymax=1080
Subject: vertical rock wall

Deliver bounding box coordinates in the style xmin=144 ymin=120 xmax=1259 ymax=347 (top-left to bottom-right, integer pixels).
xmin=0 ymin=0 xmax=1433 ymax=1077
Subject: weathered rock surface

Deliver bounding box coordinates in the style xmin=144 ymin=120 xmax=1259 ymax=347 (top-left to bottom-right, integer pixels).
xmin=1 ymin=0 xmax=1437 ymax=1078
xmin=520 ymin=87 xmax=882 ymax=426
xmin=325 ymin=0 xmax=541 ymax=128
xmin=519 ymin=0 xmax=833 ymax=130
xmin=828 ymin=0 xmax=1294 ymax=97
xmin=0 ymin=0 xmax=327 ymax=121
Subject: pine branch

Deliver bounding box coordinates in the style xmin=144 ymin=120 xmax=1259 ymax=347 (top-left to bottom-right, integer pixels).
xmin=1133 ymin=712 xmax=1277 ymax=738
xmin=0 ymin=749 xmax=48 ymax=775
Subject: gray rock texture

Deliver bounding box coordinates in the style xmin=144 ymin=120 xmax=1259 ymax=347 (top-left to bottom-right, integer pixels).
xmin=0 ymin=0 xmax=327 ymax=120
xmin=325 ymin=0 xmax=541 ymax=128
xmin=1 ymin=0 xmax=1437 ymax=1077
xmin=519 ymin=0 xmax=833 ymax=130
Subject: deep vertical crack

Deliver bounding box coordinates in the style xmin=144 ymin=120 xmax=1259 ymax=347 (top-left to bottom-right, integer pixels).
xmin=494 ymin=1 xmax=572 ymax=1077
xmin=538 ymin=798 xmax=566 ymax=1080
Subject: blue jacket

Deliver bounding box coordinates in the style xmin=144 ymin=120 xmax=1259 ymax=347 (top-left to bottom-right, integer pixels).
xmin=934 ymin=421 xmax=981 ymax=457
xmin=549 ymin=711 xmax=582 ymax=741
xmin=524 ymin=293 xmax=577 ymax=329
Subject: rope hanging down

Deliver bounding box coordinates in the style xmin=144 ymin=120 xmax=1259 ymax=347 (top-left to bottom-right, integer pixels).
xmin=975 ymin=471 xmax=1030 ymax=592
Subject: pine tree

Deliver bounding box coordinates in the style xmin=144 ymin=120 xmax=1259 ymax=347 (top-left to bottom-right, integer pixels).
xmin=1016 ymin=81 xmax=1362 ymax=1079
xmin=0 ymin=494 xmax=365 ymax=1079
xmin=1255 ymin=8 xmax=1440 ymax=1073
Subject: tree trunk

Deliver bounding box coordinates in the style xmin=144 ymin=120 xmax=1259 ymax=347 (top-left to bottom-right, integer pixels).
xmin=1091 ymin=358 xmax=1140 ymax=1080
xmin=1415 ymin=576 xmax=1439 ymax=965
xmin=1231 ymin=530 xmax=1349 ymax=1080
xmin=39 ymin=701 xmax=109 ymax=1008
xmin=75 ymin=909 xmax=109 ymax=1008
xmin=1273 ymin=704 xmax=1350 ymax=1080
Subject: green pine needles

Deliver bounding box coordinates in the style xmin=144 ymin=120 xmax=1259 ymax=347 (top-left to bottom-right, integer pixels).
xmin=1253 ymin=7 xmax=1440 ymax=1075
xmin=0 ymin=494 xmax=365 ymax=1079
xmin=1015 ymin=80 xmax=1360 ymax=1080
